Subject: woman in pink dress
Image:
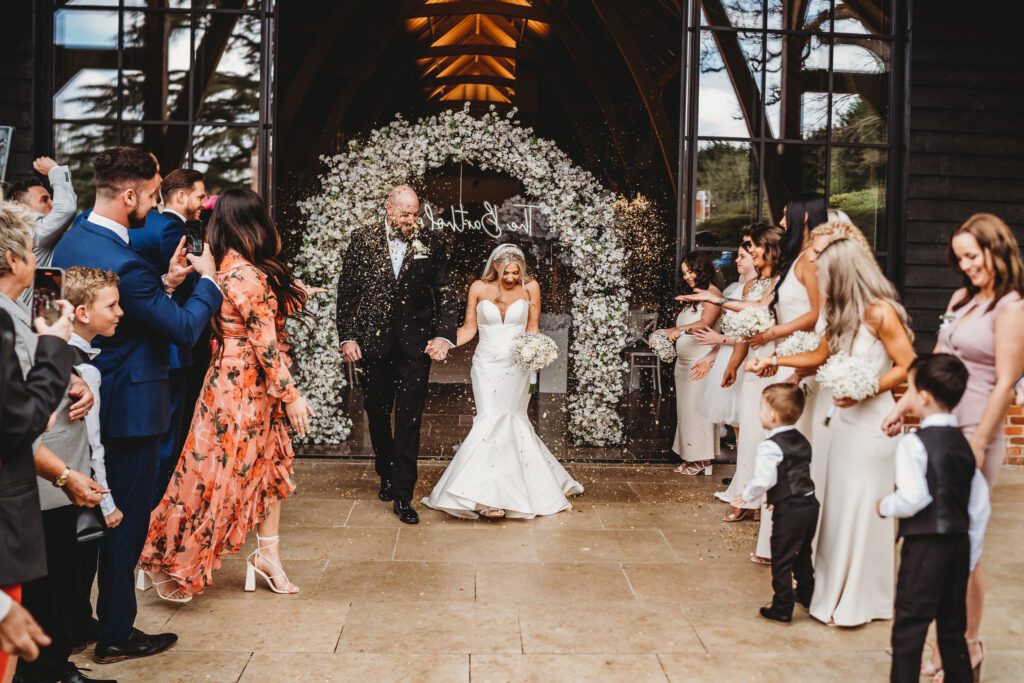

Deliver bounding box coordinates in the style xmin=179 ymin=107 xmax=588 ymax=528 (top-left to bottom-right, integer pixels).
xmin=885 ymin=213 xmax=1024 ymax=679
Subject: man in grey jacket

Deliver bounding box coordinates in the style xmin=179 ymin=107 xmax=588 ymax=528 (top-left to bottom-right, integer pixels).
xmin=8 ymin=156 xmax=78 ymax=308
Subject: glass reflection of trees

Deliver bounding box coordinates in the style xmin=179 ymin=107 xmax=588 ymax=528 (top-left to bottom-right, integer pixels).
xmin=52 ymin=4 xmax=267 ymax=209
xmin=689 ymin=0 xmax=894 ymax=251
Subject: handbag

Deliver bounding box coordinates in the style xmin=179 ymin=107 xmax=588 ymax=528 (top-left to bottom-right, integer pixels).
xmin=76 ymin=505 xmax=107 ymax=543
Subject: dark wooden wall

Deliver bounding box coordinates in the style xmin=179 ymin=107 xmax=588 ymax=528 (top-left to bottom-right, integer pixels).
xmin=902 ymin=0 xmax=1024 ymax=349
xmin=0 ymin=1 xmax=37 ymax=185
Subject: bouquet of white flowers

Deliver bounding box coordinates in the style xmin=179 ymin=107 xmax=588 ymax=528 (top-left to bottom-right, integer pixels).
xmin=512 ymin=332 xmax=559 ymax=371
xmin=647 ymin=330 xmax=677 ymax=362
xmin=719 ymin=307 xmax=775 ymax=341
xmin=775 ymin=331 xmax=822 ymax=357
xmin=815 ymin=352 xmax=880 ymax=426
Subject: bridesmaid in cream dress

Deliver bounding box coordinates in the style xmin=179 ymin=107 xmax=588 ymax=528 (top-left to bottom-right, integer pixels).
xmin=748 ymin=237 xmax=915 ymax=626
xmin=681 ymin=224 xmax=783 ymax=522
xmin=659 ymin=253 xmax=722 ymax=475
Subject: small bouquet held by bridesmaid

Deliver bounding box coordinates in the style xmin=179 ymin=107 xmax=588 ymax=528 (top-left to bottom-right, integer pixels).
xmin=647 ymin=330 xmax=677 ymax=362
xmin=815 ymin=352 xmax=880 ymax=426
xmin=512 ymin=332 xmax=559 ymax=371
xmin=719 ymin=306 xmax=775 ymax=341
xmin=775 ymin=331 xmax=821 ymax=357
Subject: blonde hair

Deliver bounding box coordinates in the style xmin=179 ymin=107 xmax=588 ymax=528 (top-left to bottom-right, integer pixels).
xmin=482 ymin=250 xmax=533 ymax=285
xmin=809 ymin=220 xmax=875 ymax=261
xmin=816 ymin=237 xmax=913 ymax=353
xmin=0 ymin=201 xmax=35 ymax=276
xmin=65 ymin=267 xmax=120 ymax=308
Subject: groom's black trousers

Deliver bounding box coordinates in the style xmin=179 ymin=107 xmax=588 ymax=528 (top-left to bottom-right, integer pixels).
xmin=362 ymin=347 xmax=432 ymax=502
xmin=890 ymin=534 xmax=971 ymax=683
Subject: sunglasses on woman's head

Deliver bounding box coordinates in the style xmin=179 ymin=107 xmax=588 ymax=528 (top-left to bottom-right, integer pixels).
xmin=741 ymin=240 xmax=754 ymax=250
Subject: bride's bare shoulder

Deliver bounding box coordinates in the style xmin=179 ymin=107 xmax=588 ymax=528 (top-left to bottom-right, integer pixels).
xmin=524 ymin=279 xmax=541 ymax=294
xmin=468 ymin=280 xmax=490 ymax=297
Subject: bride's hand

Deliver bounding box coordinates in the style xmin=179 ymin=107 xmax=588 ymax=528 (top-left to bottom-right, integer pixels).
xmin=675 ymin=288 xmax=715 ymax=304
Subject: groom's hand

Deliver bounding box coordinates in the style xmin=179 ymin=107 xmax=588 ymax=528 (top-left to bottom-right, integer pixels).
xmin=341 ymin=341 xmax=362 ymax=362
xmin=425 ymin=339 xmax=450 ymax=361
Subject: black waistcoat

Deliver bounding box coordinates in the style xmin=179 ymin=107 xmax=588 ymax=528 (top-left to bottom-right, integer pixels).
xmin=766 ymin=429 xmax=815 ymax=504
xmin=899 ymin=426 xmax=974 ymax=537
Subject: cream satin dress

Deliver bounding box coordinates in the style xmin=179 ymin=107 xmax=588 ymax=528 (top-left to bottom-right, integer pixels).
xmin=672 ymin=304 xmax=716 ymax=461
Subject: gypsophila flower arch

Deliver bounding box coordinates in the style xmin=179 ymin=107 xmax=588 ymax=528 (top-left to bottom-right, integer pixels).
xmin=293 ymin=104 xmax=629 ymax=446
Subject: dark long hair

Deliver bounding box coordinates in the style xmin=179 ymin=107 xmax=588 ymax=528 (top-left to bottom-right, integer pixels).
xmin=948 ymin=213 xmax=1024 ymax=312
xmin=774 ymin=194 xmax=827 ymax=306
xmin=678 ymin=251 xmax=716 ymax=311
xmin=207 ymin=188 xmax=307 ymax=321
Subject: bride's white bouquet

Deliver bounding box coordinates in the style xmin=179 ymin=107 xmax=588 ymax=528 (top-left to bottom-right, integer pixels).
xmin=816 ymin=352 xmax=880 ymax=425
xmin=719 ymin=307 xmax=775 ymax=341
xmin=775 ymin=331 xmax=821 ymax=357
xmin=512 ymin=332 xmax=559 ymax=371
xmin=647 ymin=330 xmax=677 ymax=362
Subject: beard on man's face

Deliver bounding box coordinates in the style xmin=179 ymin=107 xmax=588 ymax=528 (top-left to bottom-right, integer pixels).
xmin=127 ymin=205 xmax=150 ymax=229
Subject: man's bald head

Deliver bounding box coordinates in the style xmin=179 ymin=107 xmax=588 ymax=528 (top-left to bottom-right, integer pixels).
xmin=386 ymin=184 xmax=418 ymax=208
xmin=385 ymin=184 xmax=421 ymax=239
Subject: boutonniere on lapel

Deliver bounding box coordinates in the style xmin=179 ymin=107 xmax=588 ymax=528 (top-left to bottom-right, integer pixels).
xmin=939 ymin=312 xmax=956 ymax=330
xmin=409 ymin=238 xmax=430 ymax=257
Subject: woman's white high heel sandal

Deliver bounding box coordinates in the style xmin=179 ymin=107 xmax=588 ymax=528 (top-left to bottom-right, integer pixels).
xmin=135 ymin=570 xmax=192 ymax=603
xmin=245 ymin=535 xmax=299 ymax=594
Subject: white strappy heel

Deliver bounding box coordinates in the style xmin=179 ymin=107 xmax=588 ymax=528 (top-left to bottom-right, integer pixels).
xmin=245 ymin=535 xmax=299 ymax=594
xmin=135 ymin=569 xmax=192 ymax=603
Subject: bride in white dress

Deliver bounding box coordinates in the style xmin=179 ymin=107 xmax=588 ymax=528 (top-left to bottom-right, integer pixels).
xmin=422 ymin=244 xmax=584 ymax=519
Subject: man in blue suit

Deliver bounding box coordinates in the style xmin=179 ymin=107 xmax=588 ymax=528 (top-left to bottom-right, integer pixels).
xmin=129 ymin=168 xmax=209 ymax=505
xmin=52 ymin=146 xmax=222 ymax=664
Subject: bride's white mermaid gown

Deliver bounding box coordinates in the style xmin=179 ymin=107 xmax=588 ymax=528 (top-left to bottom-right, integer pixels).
xmin=422 ymin=298 xmax=584 ymax=519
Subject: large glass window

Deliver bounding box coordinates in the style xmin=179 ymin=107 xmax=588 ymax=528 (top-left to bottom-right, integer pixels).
xmin=50 ymin=0 xmax=274 ymax=209
xmin=682 ymin=1 xmax=897 ymax=256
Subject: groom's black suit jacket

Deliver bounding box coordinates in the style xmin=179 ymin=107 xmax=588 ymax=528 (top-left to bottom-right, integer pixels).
xmin=335 ymin=224 xmax=458 ymax=359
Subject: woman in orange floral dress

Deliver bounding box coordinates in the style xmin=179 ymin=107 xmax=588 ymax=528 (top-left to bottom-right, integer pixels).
xmin=138 ymin=189 xmax=314 ymax=600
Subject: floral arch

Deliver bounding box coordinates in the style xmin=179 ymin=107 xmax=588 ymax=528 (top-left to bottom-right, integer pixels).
xmin=293 ymin=106 xmax=629 ymax=446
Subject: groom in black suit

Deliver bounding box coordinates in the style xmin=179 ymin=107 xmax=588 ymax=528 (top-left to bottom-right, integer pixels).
xmin=336 ymin=185 xmax=458 ymax=524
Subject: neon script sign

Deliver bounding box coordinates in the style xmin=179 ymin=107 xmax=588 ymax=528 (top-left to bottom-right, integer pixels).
xmin=422 ymin=202 xmax=541 ymax=239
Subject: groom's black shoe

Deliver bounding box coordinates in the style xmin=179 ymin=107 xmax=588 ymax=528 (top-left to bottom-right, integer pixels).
xmin=378 ymin=479 xmax=394 ymax=502
xmin=759 ymin=605 xmax=793 ymax=624
xmin=393 ymin=499 xmax=419 ymax=524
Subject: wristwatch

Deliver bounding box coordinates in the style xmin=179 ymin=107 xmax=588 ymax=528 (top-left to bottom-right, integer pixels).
xmin=161 ymin=274 xmax=176 ymax=295
xmin=54 ymin=466 xmax=71 ymax=488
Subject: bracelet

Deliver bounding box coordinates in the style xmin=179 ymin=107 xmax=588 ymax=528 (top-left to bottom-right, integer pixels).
xmin=53 ymin=466 xmax=71 ymax=488
xmin=771 ymin=355 xmax=778 ymax=367
xmin=715 ymin=297 xmax=728 ymax=306
xmin=161 ymin=274 xmax=175 ymax=294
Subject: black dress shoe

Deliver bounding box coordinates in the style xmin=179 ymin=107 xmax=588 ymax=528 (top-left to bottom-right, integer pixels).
xmin=71 ymin=617 xmax=100 ymax=654
xmin=795 ymin=593 xmax=812 ymax=611
xmin=393 ymin=499 xmax=419 ymax=524
xmin=378 ymin=479 xmax=394 ymax=502
xmin=759 ymin=605 xmax=793 ymax=623
xmin=94 ymin=628 xmax=178 ymax=664
xmin=61 ymin=666 xmax=117 ymax=683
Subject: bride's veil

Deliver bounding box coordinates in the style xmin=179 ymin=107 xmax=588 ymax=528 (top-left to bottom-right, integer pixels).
xmin=480 ymin=243 xmax=526 ymax=279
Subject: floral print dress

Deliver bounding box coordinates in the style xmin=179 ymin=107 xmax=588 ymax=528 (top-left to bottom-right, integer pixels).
xmin=139 ymin=249 xmax=299 ymax=596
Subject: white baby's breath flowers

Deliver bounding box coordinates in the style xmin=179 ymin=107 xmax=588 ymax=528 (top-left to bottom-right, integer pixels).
xmin=293 ymin=104 xmax=629 ymax=446
xmin=512 ymin=332 xmax=559 ymax=371
xmin=775 ymin=331 xmax=821 ymax=357
xmin=815 ymin=352 xmax=880 ymax=401
xmin=719 ymin=307 xmax=775 ymax=341
xmin=647 ymin=330 xmax=677 ymax=363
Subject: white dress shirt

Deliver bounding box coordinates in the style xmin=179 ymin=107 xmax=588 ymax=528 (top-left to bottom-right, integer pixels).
xmin=88 ymin=211 xmax=131 ymax=244
xmin=68 ymin=333 xmax=116 ymax=516
xmin=0 ymin=590 xmax=11 ymax=622
xmin=879 ymin=412 xmax=991 ymax=570
xmin=741 ymin=425 xmax=815 ymax=504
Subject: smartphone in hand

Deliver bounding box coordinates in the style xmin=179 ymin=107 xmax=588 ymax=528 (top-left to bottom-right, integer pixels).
xmin=32 ymin=267 xmax=64 ymax=329
xmin=183 ymin=220 xmax=204 ymax=255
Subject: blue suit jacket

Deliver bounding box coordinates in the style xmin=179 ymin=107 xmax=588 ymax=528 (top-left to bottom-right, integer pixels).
xmin=130 ymin=209 xmax=200 ymax=370
xmin=52 ymin=216 xmax=223 ymax=438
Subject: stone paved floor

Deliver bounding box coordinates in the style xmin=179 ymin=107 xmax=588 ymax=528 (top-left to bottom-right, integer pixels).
xmin=74 ymin=462 xmax=1024 ymax=682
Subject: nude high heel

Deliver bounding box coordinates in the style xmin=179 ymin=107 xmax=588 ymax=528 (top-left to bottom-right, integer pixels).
xmin=136 ymin=569 xmax=192 ymax=603
xmin=245 ymin=535 xmax=299 ymax=594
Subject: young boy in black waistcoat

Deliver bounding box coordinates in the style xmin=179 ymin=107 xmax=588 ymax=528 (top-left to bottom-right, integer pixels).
xmin=733 ymin=383 xmax=818 ymax=623
xmin=877 ymin=354 xmax=990 ymax=683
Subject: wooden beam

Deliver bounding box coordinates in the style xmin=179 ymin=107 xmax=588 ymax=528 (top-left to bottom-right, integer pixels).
xmin=415 ymin=44 xmax=541 ymax=60
xmin=422 ymin=74 xmax=517 ymax=88
xmin=590 ymin=0 xmax=677 ymax=190
xmin=402 ymin=2 xmax=547 ymax=22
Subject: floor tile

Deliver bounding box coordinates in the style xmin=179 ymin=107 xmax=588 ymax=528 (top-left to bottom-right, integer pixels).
xmin=658 ymin=651 xmax=891 ymax=682
xmin=394 ymin=526 xmax=537 ymax=562
xmin=315 ymin=560 xmax=475 ymax=602
xmin=471 ymin=654 xmax=668 ymax=682
xmin=338 ymin=601 xmax=521 ymax=654
xmin=532 ymin=529 xmax=676 ymax=563
xmin=241 ymin=652 xmax=469 ymax=682
xmin=476 ymin=562 xmax=634 ymax=603
xmin=72 ymin=650 xmax=250 ymax=683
